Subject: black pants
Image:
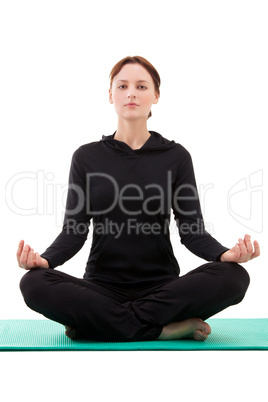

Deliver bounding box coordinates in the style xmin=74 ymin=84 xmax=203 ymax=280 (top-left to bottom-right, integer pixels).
xmin=19 ymin=262 xmax=250 ymax=342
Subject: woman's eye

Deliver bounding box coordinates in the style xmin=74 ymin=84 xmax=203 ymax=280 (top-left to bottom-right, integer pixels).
xmin=118 ymin=85 xmax=147 ymax=89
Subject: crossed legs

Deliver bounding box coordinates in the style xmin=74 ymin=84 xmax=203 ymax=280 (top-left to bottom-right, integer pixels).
xmin=19 ymin=261 xmax=250 ymax=342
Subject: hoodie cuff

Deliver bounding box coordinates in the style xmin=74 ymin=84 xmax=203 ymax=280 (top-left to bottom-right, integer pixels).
xmin=215 ymin=248 xmax=230 ymax=262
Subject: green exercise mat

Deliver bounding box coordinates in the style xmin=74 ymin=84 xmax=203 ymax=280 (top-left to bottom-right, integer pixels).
xmin=0 ymin=318 xmax=267 ymax=351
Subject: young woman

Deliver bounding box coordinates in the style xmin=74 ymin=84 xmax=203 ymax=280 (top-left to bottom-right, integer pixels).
xmin=18 ymin=56 xmax=260 ymax=342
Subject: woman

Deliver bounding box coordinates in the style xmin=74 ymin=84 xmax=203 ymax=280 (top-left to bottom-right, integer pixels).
xmin=18 ymin=56 xmax=260 ymax=342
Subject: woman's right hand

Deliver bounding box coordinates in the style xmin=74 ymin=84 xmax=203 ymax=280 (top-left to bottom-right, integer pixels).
xmin=17 ymin=240 xmax=49 ymax=270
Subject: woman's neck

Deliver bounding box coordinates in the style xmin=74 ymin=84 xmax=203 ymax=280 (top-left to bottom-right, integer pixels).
xmin=114 ymin=119 xmax=151 ymax=150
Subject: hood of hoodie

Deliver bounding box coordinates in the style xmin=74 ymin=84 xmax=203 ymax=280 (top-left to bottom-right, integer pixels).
xmin=101 ymin=130 xmax=176 ymax=156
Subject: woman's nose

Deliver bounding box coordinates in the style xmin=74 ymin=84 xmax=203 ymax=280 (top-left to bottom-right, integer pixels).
xmin=127 ymin=87 xmax=137 ymax=98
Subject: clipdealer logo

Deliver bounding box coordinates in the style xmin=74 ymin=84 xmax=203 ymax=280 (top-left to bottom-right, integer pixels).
xmin=227 ymin=169 xmax=263 ymax=233
xmin=63 ymin=217 xmax=209 ymax=238
xmin=5 ymin=169 xmax=263 ymax=234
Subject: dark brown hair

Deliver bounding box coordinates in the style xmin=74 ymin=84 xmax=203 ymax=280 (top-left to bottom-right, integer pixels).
xmin=109 ymin=56 xmax=161 ymax=119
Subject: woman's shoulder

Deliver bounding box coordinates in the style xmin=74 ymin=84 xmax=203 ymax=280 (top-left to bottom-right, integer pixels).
xmin=72 ymin=139 xmax=103 ymax=156
xmin=170 ymin=140 xmax=192 ymax=161
xmin=151 ymin=130 xmax=192 ymax=158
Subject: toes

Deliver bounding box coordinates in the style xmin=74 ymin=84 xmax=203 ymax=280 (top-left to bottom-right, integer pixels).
xmin=203 ymin=324 xmax=211 ymax=335
xmin=198 ymin=321 xmax=211 ymax=336
xmin=193 ymin=330 xmax=208 ymax=341
xmin=190 ymin=318 xmax=211 ymax=336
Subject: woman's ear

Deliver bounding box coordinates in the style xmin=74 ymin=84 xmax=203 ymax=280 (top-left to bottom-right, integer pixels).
xmin=153 ymin=93 xmax=160 ymax=105
xmin=109 ymin=88 xmax=113 ymax=104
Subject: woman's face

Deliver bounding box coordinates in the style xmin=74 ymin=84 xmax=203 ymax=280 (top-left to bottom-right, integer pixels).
xmin=109 ymin=63 xmax=159 ymax=121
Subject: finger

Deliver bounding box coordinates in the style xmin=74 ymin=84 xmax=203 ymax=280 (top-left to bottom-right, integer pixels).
xmin=244 ymin=234 xmax=253 ymax=255
xmin=237 ymin=239 xmax=251 ymax=262
xmin=238 ymin=238 xmax=249 ymax=261
xmin=250 ymin=240 xmax=261 ymax=260
xmin=27 ymin=248 xmax=35 ymax=268
xmin=16 ymin=240 xmax=24 ymax=265
xmin=234 ymin=243 xmax=242 ymax=261
xmin=20 ymin=244 xmax=31 ymax=268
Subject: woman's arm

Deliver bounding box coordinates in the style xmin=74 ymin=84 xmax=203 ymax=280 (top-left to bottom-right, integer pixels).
xmin=172 ymin=147 xmax=261 ymax=263
xmin=40 ymin=146 xmax=92 ymax=268
xmin=172 ymin=147 xmax=230 ymax=261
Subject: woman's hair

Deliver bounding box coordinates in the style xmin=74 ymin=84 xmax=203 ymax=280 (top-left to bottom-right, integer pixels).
xmin=109 ymin=55 xmax=161 ymax=119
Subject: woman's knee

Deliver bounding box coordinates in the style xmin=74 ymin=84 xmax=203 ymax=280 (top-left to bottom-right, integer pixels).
xmin=19 ymin=268 xmax=48 ymax=306
xmin=221 ymin=262 xmax=250 ymax=300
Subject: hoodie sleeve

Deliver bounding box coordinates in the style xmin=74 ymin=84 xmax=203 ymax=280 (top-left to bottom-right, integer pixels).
xmin=40 ymin=147 xmax=92 ymax=268
xmin=172 ymin=146 xmax=229 ymax=262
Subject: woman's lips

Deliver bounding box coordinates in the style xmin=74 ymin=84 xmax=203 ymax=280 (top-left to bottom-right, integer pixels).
xmin=125 ymin=104 xmax=138 ymax=107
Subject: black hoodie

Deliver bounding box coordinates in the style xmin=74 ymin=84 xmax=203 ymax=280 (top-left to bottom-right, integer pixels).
xmin=40 ymin=130 xmax=229 ymax=285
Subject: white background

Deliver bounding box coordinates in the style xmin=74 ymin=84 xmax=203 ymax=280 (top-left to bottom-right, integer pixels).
xmin=1 ymin=0 xmax=267 ymax=401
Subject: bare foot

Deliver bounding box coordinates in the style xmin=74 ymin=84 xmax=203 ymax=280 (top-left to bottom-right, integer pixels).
xmin=65 ymin=325 xmax=78 ymax=340
xmin=157 ymin=318 xmax=211 ymax=341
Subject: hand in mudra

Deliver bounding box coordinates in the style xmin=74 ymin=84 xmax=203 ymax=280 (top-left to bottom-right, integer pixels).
xmin=17 ymin=240 xmax=49 ymax=270
xmin=220 ymin=234 xmax=260 ymax=263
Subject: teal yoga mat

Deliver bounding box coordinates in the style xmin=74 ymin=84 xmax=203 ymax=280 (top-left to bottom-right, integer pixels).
xmin=0 ymin=319 xmax=267 ymax=351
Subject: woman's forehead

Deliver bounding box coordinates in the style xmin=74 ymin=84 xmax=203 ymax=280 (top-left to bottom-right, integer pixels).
xmin=114 ymin=63 xmax=152 ymax=83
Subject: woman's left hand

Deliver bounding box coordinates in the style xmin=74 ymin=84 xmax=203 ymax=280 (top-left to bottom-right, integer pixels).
xmin=220 ymin=234 xmax=260 ymax=263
